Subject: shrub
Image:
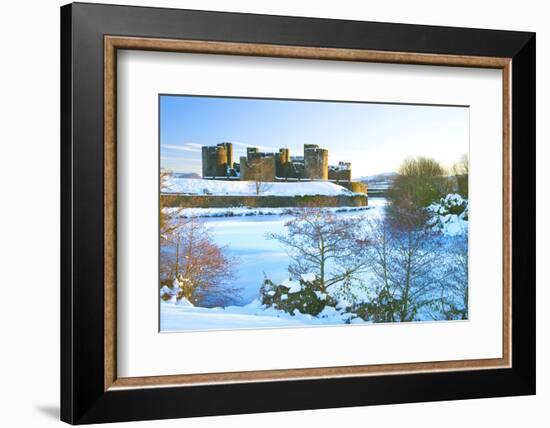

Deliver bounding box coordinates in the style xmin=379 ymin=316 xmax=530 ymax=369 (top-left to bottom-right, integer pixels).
xmin=429 ymin=193 xmax=468 ymax=217
xmin=348 ymin=289 xmax=405 ymax=323
xmin=260 ymin=276 xmax=334 ymax=316
xmin=390 ymin=157 xmax=449 ymax=209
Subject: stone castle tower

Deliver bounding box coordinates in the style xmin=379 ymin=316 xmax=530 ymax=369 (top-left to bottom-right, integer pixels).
xmin=304 ymin=144 xmax=328 ymax=180
xmin=201 ymin=142 xmax=233 ymax=178
xmin=275 ymin=148 xmax=290 ymax=178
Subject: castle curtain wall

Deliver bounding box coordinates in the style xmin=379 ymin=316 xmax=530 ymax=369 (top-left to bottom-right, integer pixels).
xmin=240 ymin=156 xmax=276 ymax=182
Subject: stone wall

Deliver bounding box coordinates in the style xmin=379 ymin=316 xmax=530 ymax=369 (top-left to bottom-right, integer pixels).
xmin=161 ymin=194 xmax=368 ymax=208
xmin=344 ymin=181 xmax=367 ymax=194
xmin=328 ymin=169 xmax=352 ymax=182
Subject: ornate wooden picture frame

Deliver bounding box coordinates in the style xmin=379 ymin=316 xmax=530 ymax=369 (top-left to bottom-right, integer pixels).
xmin=61 ymin=2 xmax=535 ymax=424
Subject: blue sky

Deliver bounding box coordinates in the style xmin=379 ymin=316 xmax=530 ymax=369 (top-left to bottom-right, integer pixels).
xmin=160 ymin=95 xmax=468 ymax=178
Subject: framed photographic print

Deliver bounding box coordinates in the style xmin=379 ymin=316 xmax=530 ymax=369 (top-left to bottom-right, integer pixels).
xmin=60 ymin=2 xmax=536 ymax=424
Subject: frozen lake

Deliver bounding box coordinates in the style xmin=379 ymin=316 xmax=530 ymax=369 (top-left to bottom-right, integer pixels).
xmin=200 ymin=198 xmax=387 ymax=304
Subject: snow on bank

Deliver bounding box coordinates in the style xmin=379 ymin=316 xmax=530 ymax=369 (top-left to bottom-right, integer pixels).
xmin=165 ymin=205 xmax=373 ymax=218
xmin=160 ymin=299 xmax=362 ymax=332
xmin=163 ymin=177 xmax=358 ymax=196
xmin=159 ymin=271 xmax=372 ymax=332
xmin=428 ymin=193 xmax=468 ymax=237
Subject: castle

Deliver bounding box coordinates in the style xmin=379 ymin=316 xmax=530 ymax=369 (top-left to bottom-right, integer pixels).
xmin=201 ymin=142 xmax=354 ymax=184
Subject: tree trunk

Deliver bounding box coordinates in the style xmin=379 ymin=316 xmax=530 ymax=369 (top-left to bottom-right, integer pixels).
xmin=174 ymin=234 xmax=180 ymax=280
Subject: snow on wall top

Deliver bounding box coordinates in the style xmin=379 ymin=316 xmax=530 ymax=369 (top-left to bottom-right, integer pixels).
xmin=163 ymin=177 xmax=355 ymax=197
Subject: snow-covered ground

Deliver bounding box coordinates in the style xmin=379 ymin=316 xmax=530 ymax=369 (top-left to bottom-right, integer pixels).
xmin=160 ymin=299 xmax=362 ymax=332
xmin=165 ymin=205 xmax=376 ymax=218
xmin=163 ymin=177 xmax=359 ymax=196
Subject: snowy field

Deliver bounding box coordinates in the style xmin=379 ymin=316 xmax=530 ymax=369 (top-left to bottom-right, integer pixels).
xmin=164 ymin=177 xmax=359 ymax=196
xmin=161 ymin=299 xmax=362 ymax=331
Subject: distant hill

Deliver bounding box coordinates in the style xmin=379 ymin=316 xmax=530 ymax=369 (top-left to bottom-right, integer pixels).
xmin=357 ymin=172 xmax=397 ymax=197
xmin=357 ymin=172 xmax=397 ymax=183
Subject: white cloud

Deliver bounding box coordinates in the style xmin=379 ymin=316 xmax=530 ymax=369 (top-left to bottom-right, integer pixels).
xmin=161 ymin=156 xmax=201 ymax=163
xmin=162 ymin=143 xmax=202 ymax=153
xmin=230 ymin=141 xmax=279 ymax=152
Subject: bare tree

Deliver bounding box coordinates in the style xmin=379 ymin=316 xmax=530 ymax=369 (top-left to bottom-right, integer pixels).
xmin=159 ymin=169 xmax=240 ymax=307
xmin=160 ymin=169 xmax=182 ymax=240
xmin=247 ymin=158 xmax=272 ymax=195
xmin=451 ymin=154 xmax=469 ymax=198
xmin=430 ymin=234 xmax=468 ymax=320
xmin=451 ymin=153 xmax=469 ymax=176
xmin=364 ymin=212 xmax=444 ymax=322
xmin=268 ymin=208 xmax=370 ymax=293
xmin=160 ymin=217 xmax=239 ymax=307
xmin=359 ymin=217 xmax=399 ymax=322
